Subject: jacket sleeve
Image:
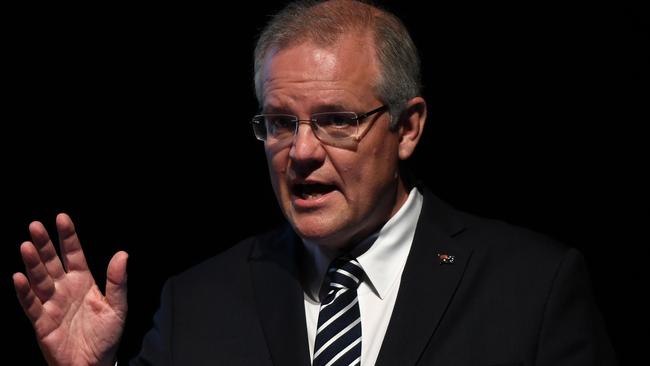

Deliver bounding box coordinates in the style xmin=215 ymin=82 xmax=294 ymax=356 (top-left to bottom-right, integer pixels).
xmin=129 ymin=278 xmax=175 ymax=366
xmin=535 ymin=248 xmax=618 ymax=365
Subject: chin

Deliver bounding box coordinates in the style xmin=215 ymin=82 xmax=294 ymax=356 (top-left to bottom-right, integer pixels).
xmin=290 ymin=214 xmax=348 ymax=247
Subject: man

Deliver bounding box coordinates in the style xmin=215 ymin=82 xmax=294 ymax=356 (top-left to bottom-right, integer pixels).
xmin=14 ymin=1 xmax=616 ymax=365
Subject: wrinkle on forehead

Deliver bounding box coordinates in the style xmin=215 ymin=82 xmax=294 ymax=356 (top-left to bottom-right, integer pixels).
xmin=263 ymin=89 xmax=365 ymax=114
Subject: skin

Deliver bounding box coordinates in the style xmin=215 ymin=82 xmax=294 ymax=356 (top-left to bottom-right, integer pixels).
xmin=13 ymin=32 xmax=426 ymax=366
xmin=13 ymin=214 xmax=127 ymax=366
xmin=261 ymin=34 xmax=426 ymax=251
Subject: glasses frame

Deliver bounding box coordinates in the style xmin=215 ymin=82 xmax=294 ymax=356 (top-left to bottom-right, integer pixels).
xmin=251 ymin=104 xmax=389 ymax=147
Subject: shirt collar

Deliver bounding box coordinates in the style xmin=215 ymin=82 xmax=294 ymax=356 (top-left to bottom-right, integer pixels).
xmin=301 ymin=187 xmax=424 ymax=301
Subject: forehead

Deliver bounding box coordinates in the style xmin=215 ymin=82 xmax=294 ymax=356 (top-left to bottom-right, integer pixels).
xmin=260 ymin=35 xmax=380 ymax=109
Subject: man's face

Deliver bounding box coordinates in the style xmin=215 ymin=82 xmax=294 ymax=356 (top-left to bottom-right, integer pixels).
xmin=259 ymin=35 xmax=406 ymax=249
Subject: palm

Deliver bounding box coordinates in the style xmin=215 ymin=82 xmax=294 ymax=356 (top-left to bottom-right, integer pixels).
xmin=37 ymin=272 xmax=123 ymax=364
xmin=13 ymin=214 xmax=128 ymax=366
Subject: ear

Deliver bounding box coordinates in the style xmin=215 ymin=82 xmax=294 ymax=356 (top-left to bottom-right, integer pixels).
xmin=397 ymin=96 xmax=427 ymax=160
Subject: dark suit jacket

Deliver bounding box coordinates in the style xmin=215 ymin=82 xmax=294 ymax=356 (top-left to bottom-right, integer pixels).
xmin=131 ymin=188 xmax=617 ymax=365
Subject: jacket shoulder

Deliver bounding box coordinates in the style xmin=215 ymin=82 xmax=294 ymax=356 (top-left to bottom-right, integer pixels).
xmin=170 ymin=225 xmax=289 ymax=292
xmin=462 ymin=211 xmax=569 ymax=258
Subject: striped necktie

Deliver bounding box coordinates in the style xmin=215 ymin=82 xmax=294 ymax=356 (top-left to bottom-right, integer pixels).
xmin=313 ymin=256 xmax=365 ymax=366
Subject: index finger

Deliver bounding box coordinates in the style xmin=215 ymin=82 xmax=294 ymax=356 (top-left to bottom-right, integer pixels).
xmin=29 ymin=221 xmax=66 ymax=279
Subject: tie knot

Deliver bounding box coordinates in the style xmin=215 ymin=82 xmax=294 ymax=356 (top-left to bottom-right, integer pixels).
xmin=326 ymin=256 xmax=365 ymax=291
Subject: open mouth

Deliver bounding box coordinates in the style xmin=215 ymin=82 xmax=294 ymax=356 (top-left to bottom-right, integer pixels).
xmin=291 ymin=182 xmax=338 ymax=200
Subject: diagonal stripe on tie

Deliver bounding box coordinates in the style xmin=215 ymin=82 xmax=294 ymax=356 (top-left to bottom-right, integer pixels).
xmin=317 ymin=297 xmax=359 ymax=334
xmin=313 ymin=256 xmax=365 ymax=366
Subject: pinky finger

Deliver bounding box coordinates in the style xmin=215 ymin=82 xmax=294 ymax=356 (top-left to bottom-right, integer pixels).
xmin=13 ymin=272 xmax=44 ymax=325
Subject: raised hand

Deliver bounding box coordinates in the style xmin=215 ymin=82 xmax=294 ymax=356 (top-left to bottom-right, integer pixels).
xmin=13 ymin=213 xmax=128 ymax=366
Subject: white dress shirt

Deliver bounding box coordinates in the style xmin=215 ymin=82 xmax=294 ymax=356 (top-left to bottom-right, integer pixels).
xmin=302 ymin=187 xmax=424 ymax=365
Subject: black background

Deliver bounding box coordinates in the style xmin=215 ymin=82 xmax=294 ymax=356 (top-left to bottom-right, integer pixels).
xmin=3 ymin=1 xmax=647 ymax=364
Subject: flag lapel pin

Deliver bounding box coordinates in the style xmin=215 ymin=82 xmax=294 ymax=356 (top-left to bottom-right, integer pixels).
xmin=437 ymin=253 xmax=455 ymax=265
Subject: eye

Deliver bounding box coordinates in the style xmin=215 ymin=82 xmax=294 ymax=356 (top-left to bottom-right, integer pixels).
xmin=264 ymin=115 xmax=296 ymax=135
xmin=267 ymin=116 xmax=294 ymax=129
xmin=317 ymin=113 xmax=356 ymax=128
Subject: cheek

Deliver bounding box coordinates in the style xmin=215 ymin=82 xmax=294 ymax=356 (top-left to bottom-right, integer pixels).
xmin=266 ymin=149 xmax=290 ymax=191
xmin=340 ymin=147 xmax=384 ymax=180
xmin=356 ymin=146 xmax=399 ymax=187
xmin=266 ymin=148 xmax=287 ymax=173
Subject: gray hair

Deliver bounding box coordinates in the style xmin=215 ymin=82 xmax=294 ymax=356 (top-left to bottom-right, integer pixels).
xmin=253 ymin=0 xmax=421 ymax=129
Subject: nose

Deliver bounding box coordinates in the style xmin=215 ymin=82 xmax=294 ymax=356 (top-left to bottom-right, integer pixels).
xmin=289 ymin=121 xmax=326 ymax=172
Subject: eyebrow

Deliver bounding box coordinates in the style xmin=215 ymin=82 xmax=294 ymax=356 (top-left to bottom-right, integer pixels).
xmin=263 ymin=103 xmax=354 ymax=115
xmin=261 ymin=101 xmax=291 ymax=114
xmin=262 ymin=106 xmax=292 ymax=114
xmin=311 ymin=103 xmax=352 ymax=113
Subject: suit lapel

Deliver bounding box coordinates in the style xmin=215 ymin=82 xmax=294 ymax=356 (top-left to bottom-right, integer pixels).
xmin=249 ymin=227 xmax=311 ymax=366
xmin=376 ymin=189 xmax=473 ymax=366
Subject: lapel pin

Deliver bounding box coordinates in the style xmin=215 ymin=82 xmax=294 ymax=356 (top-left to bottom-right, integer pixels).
xmin=437 ymin=253 xmax=455 ymax=265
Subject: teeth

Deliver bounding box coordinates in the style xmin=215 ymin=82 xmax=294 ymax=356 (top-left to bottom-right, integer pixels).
xmin=302 ymin=193 xmax=323 ymax=199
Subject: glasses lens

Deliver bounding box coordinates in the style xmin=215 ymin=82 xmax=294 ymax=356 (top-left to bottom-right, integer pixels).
xmin=313 ymin=112 xmax=358 ymax=139
xmin=252 ymin=115 xmax=297 ymax=141
xmin=251 ymin=117 xmax=267 ymax=141
xmin=266 ymin=115 xmax=296 ymax=140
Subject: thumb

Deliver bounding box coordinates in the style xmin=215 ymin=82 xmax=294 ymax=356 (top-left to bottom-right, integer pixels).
xmin=106 ymin=251 xmax=128 ymax=317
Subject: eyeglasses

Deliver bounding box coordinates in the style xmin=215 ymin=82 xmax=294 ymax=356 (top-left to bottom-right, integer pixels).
xmin=251 ymin=105 xmax=389 ymax=148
